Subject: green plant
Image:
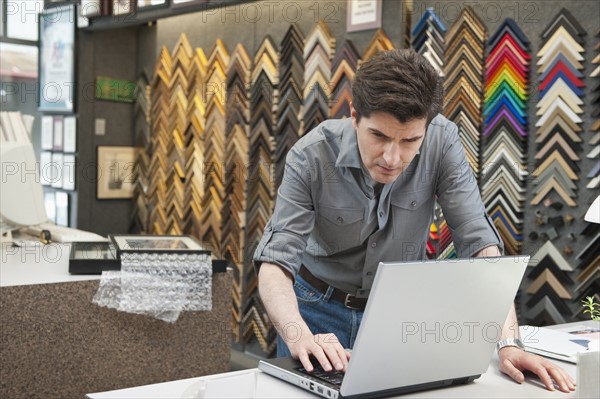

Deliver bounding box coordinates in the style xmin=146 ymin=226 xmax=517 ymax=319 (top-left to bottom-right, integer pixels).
xmin=582 ymin=296 xmax=600 ymax=321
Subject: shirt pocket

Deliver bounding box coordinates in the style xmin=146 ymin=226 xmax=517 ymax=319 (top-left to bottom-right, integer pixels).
xmin=390 ymin=189 xmax=434 ymax=242
xmin=316 ymin=204 xmax=364 ymax=253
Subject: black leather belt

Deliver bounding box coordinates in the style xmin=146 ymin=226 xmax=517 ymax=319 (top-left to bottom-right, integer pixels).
xmin=298 ymin=266 xmax=367 ymax=311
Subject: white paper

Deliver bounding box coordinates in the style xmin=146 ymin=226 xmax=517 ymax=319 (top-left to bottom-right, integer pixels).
xmin=55 ymin=191 xmax=69 ymax=226
xmin=520 ymin=325 xmax=598 ymax=364
xmin=40 ymin=151 xmax=53 ymax=186
xmin=44 ymin=192 xmax=56 ymax=223
xmin=62 ymin=154 xmax=76 ymax=191
xmin=41 ymin=116 xmax=54 ymax=150
xmin=53 ymin=117 xmax=64 ymax=150
xmin=63 ymin=116 xmax=77 ymax=153
xmin=51 ymin=153 xmax=64 ymax=188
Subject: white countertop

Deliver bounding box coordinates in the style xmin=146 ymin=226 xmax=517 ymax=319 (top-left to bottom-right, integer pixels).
xmin=87 ymin=369 xmax=303 ymax=399
xmin=0 ymin=242 xmax=100 ymax=287
xmin=86 ymin=354 xmax=578 ymax=399
xmin=89 ymin=322 xmax=599 ymax=398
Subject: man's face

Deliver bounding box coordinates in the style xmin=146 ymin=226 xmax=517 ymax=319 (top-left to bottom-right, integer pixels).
xmin=351 ymin=104 xmax=427 ymax=185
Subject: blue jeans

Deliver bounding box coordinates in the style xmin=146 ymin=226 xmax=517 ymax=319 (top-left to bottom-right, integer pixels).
xmin=277 ymin=274 xmax=364 ymax=357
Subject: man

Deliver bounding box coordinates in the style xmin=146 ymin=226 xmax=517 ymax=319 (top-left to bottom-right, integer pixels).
xmin=254 ymin=49 xmax=575 ymax=393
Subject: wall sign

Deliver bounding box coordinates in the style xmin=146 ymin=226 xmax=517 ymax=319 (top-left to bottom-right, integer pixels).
xmin=346 ymin=0 xmax=382 ymax=33
xmin=38 ymin=4 xmax=76 ymax=112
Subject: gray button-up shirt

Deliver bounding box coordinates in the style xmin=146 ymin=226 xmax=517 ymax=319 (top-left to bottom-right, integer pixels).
xmin=254 ymin=114 xmax=503 ymax=297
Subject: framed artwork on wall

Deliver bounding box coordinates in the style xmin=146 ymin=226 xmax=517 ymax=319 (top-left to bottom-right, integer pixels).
xmin=96 ymin=76 xmax=136 ymax=103
xmin=80 ymin=0 xmax=103 ymax=17
xmin=112 ymin=0 xmax=136 ymax=16
xmin=137 ymin=0 xmax=168 ymax=11
xmin=96 ymin=146 xmax=138 ymax=199
xmin=346 ymin=0 xmax=382 ymax=33
xmin=38 ymin=4 xmax=76 ymax=112
xmin=171 ymin=0 xmax=207 ymax=9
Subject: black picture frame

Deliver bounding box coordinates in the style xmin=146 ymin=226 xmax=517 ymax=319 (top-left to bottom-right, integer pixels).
xmin=38 ymin=4 xmax=77 ymax=113
xmin=108 ymin=234 xmax=210 ymax=257
xmin=69 ymin=241 xmax=120 ymax=274
xmin=69 ymin=239 xmax=225 ymax=274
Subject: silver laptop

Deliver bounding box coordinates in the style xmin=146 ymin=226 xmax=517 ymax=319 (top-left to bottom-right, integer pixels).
xmin=259 ymin=256 xmax=529 ymax=399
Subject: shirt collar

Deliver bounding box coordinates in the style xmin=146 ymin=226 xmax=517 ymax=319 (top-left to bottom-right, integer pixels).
xmin=335 ymin=118 xmax=362 ymax=169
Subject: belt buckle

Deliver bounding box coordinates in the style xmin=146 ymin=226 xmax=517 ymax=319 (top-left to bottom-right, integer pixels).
xmin=344 ymin=294 xmax=361 ymax=310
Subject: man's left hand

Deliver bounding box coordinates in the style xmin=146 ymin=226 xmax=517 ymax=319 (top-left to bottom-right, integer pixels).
xmin=498 ymin=347 xmax=576 ymax=392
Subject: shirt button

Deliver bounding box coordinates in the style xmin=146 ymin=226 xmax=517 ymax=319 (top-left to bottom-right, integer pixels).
xmin=411 ymin=201 xmax=417 ymax=207
xmin=371 ymin=242 xmax=377 ymax=248
xmin=337 ymin=217 xmax=344 ymax=224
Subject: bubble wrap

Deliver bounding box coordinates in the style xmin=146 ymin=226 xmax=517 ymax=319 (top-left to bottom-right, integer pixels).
xmin=93 ymin=252 xmax=212 ymax=323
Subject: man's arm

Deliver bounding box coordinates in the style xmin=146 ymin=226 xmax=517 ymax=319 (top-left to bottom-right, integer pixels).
xmin=474 ymin=246 xmax=575 ymax=392
xmin=258 ymin=262 xmax=350 ymax=372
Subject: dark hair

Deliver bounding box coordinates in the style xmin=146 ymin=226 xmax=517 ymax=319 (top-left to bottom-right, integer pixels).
xmin=351 ymin=49 xmax=443 ymax=124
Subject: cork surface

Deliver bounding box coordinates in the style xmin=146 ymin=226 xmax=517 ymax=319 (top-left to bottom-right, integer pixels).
xmin=1 ymin=271 xmax=232 ymax=399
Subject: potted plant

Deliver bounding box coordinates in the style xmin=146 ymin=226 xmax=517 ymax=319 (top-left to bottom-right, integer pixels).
xmin=581 ymin=296 xmax=600 ymax=321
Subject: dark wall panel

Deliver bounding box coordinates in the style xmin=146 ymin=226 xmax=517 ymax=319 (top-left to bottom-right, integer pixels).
xmin=76 ymin=28 xmax=139 ymax=235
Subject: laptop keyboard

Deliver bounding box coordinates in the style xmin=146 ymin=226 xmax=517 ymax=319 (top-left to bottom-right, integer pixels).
xmin=297 ymin=365 xmax=345 ymax=387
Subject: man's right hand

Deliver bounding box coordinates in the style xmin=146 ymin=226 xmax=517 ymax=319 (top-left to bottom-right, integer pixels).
xmin=286 ymin=331 xmax=351 ymax=373
xmin=257 ymin=263 xmax=350 ymax=373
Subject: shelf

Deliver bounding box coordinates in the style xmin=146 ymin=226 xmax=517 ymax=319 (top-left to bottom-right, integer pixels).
xmin=82 ymin=0 xmax=251 ymax=31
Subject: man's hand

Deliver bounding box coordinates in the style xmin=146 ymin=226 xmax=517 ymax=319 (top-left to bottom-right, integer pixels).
xmin=498 ymin=347 xmax=576 ymax=392
xmin=258 ymin=263 xmax=350 ymax=373
xmin=286 ymin=330 xmax=351 ymax=373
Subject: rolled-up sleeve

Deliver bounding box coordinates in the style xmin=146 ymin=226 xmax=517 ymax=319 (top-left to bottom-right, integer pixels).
xmin=435 ymin=122 xmax=504 ymax=257
xmin=253 ymin=146 xmax=315 ymax=276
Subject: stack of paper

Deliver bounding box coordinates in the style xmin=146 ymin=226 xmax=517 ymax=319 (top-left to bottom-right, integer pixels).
xmin=520 ymin=324 xmax=599 ymax=363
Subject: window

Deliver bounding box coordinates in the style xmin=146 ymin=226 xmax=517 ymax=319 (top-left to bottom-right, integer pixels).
xmin=1 ymin=1 xmax=45 ymax=159
xmin=0 ymin=42 xmax=38 ymax=79
xmin=2 ymin=0 xmax=44 ymax=41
